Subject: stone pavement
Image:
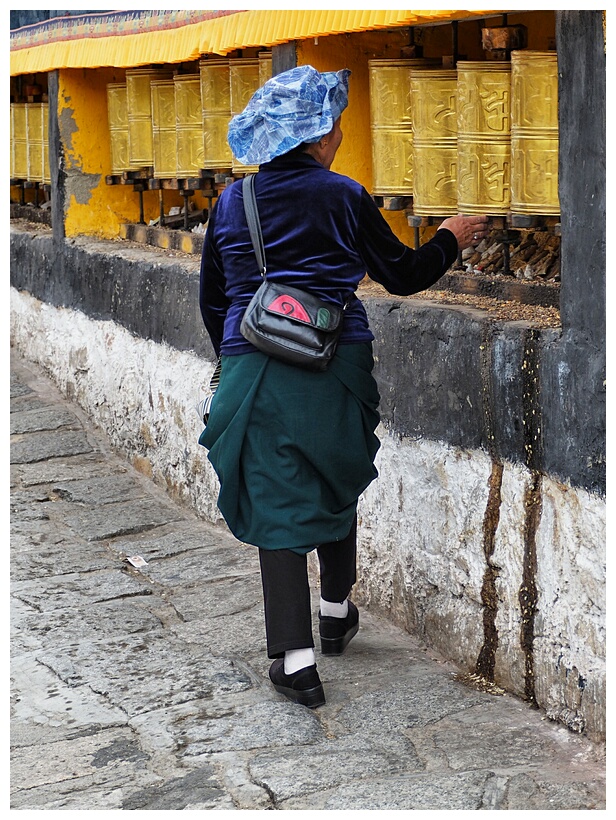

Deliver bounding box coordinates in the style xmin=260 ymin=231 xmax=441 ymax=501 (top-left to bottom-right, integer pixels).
xmin=10 ymin=349 xmax=606 ymax=811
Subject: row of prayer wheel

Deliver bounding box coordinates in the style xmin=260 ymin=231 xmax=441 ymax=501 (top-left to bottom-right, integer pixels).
xmin=369 ymin=51 xmax=559 ymax=216
xmin=107 ymin=54 xmax=272 ymax=179
xmin=10 ymin=102 xmax=51 ymax=184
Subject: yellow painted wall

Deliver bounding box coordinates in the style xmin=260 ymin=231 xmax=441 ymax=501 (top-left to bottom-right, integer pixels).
xmin=58 ymin=67 xmax=184 ymax=238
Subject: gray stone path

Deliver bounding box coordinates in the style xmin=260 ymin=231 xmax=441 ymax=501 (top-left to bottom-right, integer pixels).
xmin=10 ymin=349 xmax=606 ymax=810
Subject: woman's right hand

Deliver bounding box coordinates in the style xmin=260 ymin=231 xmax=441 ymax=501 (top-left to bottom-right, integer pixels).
xmin=438 ymin=214 xmax=489 ymax=251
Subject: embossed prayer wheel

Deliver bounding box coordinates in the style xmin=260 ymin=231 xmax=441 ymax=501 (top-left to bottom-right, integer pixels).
xmin=510 ymin=51 xmax=559 ymax=215
xmin=368 ymin=58 xmax=439 ymax=196
xmin=42 ymin=103 xmax=50 ymax=184
xmin=26 ymin=102 xmax=44 ymax=183
xmin=457 ymin=61 xmax=511 ymax=214
xmin=411 ymin=69 xmax=458 ymax=215
xmin=107 ymin=83 xmax=132 ymax=174
xmin=11 ymin=103 xmax=28 ymax=180
xmin=126 ymin=68 xmax=173 ymax=168
xmin=175 ymin=74 xmax=204 ymax=177
xmin=200 ymin=59 xmax=233 ymax=169
xmin=229 ymin=58 xmax=261 ymax=173
xmin=150 ymin=79 xmax=177 ymax=178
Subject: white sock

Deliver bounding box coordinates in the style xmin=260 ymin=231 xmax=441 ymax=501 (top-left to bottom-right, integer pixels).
xmin=320 ymin=597 xmax=349 ymax=618
xmin=284 ymin=647 xmax=315 ymax=675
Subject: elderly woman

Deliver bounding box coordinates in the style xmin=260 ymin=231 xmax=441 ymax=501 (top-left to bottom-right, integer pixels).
xmin=199 ymin=65 xmax=487 ymax=708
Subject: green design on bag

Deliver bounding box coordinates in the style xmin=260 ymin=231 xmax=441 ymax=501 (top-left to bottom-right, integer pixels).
xmin=316 ymin=307 xmax=331 ymax=329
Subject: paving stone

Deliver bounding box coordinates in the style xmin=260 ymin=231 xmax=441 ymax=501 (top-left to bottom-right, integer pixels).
xmin=10 ymin=654 xmax=127 ymax=749
xmin=11 ymin=430 xmax=95 ymax=463
xmin=281 ymin=770 xmax=492 ymax=810
xmin=177 ymin=700 xmax=326 ymax=755
xmin=15 ymin=453 xmax=128 ymax=487
xmin=248 ymin=739 xmax=422 ymax=803
xmin=121 ymin=767 xmax=234 ymax=810
xmin=36 ymin=633 xmax=254 ymax=715
xmin=10 ymin=406 xmax=81 ymax=435
xmin=11 ymin=377 xmax=33 ymax=398
xmin=50 ymin=474 xmax=149 ymax=505
xmin=10 ymin=727 xmax=157 ymax=805
xmin=59 ymin=498 xmax=184 ymax=541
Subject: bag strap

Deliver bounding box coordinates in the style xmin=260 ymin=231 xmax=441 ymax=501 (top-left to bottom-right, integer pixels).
xmin=242 ymin=174 xmax=267 ymax=278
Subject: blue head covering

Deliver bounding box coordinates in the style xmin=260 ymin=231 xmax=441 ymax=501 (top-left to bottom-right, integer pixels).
xmin=227 ymin=64 xmax=351 ymax=166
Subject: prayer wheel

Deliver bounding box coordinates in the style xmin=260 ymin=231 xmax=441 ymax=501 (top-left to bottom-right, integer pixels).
xmin=368 ymin=58 xmax=439 ymax=196
xmin=457 ymin=61 xmax=511 ymax=215
xmin=26 ymin=102 xmax=44 ymax=183
xmin=510 ymin=51 xmax=559 ymax=215
xmin=126 ymin=67 xmax=173 ymax=168
xmin=229 ymin=58 xmax=261 ymax=174
xmin=200 ymin=59 xmax=233 ymax=169
xmin=42 ymin=103 xmax=50 ymax=184
xmin=174 ymin=74 xmax=204 ymax=177
xmin=411 ymin=69 xmax=458 ymax=215
xmin=150 ymin=79 xmax=177 ymax=178
xmin=107 ymin=83 xmax=132 ymax=174
xmin=11 ymin=103 xmax=28 ymax=180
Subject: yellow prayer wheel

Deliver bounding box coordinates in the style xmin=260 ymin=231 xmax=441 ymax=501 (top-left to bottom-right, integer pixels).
xmin=11 ymin=103 xmax=28 ymax=180
xmin=457 ymin=61 xmax=511 ymax=214
xmin=510 ymin=51 xmax=559 ymax=215
xmin=200 ymin=59 xmax=233 ymax=169
xmin=150 ymin=79 xmax=177 ymax=179
xmin=368 ymin=58 xmax=440 ymax=196
xmin=42 ymin=103 xmax=50 ymax=184
xmin=126 ymin=68 xmax=173 ymax=168
xmin=230 ymin=58 xmax=261 ymax=174
xmin=174 ymin=74 xmax=204 ymax=177
xmin=259 ymin=52 xmax=273 ymax=86
xmin=26 ymin=103 xmax=44 ymax=183
xmin=411 ymin=70 xmax=458 ymax=215
xmin=107 ymin=83 xmax=133 ymax=174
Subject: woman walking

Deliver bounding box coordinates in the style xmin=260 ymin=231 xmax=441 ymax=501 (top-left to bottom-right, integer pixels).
xmin=199 ymin=64 xmax=487 ymax=707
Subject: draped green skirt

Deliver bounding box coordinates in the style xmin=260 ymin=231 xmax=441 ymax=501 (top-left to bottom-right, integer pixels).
xmin=199 ymin=342 xmax=381 ymax=554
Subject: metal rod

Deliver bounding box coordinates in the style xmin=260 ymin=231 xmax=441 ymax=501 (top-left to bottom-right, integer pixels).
xmin=138 ymin=189 xmax=145 ymax=224
xmin=502 ymin=229 xmax=511 ymax=276
xmin=452 ymin=21 xmax=459 ymax=67
xmin=183 ymin=191 xmax=190 ymax=230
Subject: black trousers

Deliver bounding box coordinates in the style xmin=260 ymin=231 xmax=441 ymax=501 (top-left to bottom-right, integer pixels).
xmin=258 ymin=516 xmax=357 ymax=658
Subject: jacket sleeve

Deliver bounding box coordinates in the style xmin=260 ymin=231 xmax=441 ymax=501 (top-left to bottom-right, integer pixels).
xmin=355 ymin=188 xmax=458 ymax=295
xmin=199 ymin=204 xmax=229 ymax=358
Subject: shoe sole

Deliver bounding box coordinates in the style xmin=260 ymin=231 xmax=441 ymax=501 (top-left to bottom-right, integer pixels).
xmin=320 ymin=621 xmax=359 ymax=655
xmin=273 ymin=682 xmax=326 ymax=708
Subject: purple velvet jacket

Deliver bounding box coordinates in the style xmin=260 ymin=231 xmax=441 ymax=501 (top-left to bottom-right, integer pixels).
xmin=199 ymin=152 xmax=458 ymax=358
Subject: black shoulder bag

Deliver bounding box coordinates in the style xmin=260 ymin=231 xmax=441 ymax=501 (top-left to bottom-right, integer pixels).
xmin=239 ymin=173 xmax=345 ymax=372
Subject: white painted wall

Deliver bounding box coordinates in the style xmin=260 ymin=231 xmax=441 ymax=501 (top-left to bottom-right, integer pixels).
xmin=10 ymin=287 xmax=605 ymax=739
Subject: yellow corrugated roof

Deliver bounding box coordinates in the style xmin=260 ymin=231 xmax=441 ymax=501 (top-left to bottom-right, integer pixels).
xmin=10 ymin=9 xmax=505 ymax=76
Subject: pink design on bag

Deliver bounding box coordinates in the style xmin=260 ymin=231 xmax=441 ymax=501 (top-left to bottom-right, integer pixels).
xmin=266 ymin=294 xmax=311 ymax=323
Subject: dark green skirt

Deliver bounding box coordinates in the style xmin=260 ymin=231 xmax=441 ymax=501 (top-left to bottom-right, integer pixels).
xmin=199 ymin=343 xmax=381 ymax=553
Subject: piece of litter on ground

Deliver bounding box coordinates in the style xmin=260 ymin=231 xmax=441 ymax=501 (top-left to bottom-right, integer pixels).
xmin=126 ymin=555 xmax=149 ymax=568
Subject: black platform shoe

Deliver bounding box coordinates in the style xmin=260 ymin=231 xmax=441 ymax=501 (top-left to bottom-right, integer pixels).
xmin=269 ymin=659 xmax=326 ymax=708
xmin=319 ymin=600 xmax=359 ymax=655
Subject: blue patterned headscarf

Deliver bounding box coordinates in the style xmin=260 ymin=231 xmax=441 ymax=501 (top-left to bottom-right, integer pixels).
xmin=227 ymin=64 xmax=351 ymax=166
